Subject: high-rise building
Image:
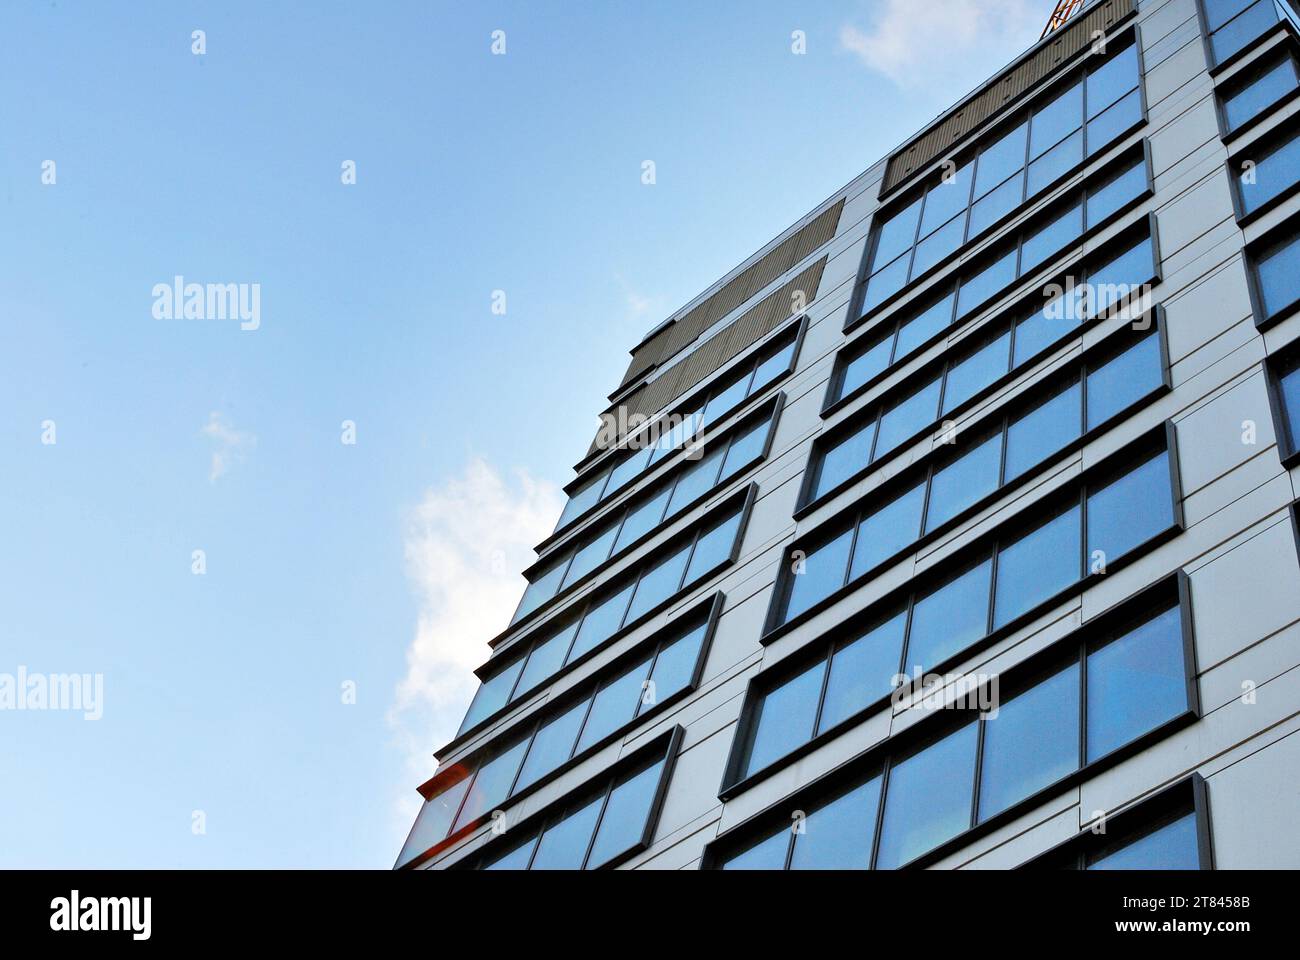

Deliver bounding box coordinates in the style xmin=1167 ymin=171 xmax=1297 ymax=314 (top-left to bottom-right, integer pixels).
xmin=397 ymin=0 xmax=1300 ymax=871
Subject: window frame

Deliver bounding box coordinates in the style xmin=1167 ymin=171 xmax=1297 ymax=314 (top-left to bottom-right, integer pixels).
xmin=1195 ymin=0 xmax=1300 ymax=75
xmin=1213 ymin=33 xmax=1300 ymax=142
xmin=1264 ymin=340 xmax=1300 ymax=467
xmin=1242 ymin=209 xmax=1300 ymax=333
xmin=849 ymin=32 xmax=1148 ymax=334
xmin=1021 ymin=773 xmax=1214 ymax=869
xmin=1225 ymin=114 xmax=1300 ymax=229
xmin=706 ymin=573 xmax=1200 ymax=868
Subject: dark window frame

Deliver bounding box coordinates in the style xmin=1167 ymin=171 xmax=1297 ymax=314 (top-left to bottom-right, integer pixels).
xmin=774 ymin=315 xmax=1169 ymax=639
xmin=849 ymin=29 xmax=1148 ymax=335
xmin=1241 ymin=209 xmax=1300 ymax=336
xmin=1195 ymin=0 xmax=1300 ymax=76
xmin=830 ymin=143 xmax=1155 ymax=415
xmin=1212 ymin=31 xmax=1300 ymax=142
xmin=734 ymin=428 xmax=1186 ymax=799
xmin=1264 ymin=339 xmax=1300 ymax=467
xmin=812 ymin=215 xmax=1162 ymax=511
xmin=1021 ymin=773 xmax=1214 ymax=869
xmin=1225 ymin=113 xmax=1300 ymax=230
xmin=705 ymin=573 xmax=1200 ymax=869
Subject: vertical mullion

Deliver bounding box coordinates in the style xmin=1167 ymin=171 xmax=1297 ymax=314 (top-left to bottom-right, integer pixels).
xmin=986 ymin=545 xmax=1000 ymax=637
xmin=843 ymin=510 xmax=864 ymax=590
xmin=808 ymin=648 xmax=835 ymax=743
xmin=579 ymin=781 xmax=617 ymax=870
xmin=918 ymin=462 xmax=939 ymax=537
xmin=868 ymin=760 xmax=892 ymax=870
xmin=678 ymin=528 xmax=704 ymax=592
xmin=1078 ymin=484 xmax=1089 ymax=583
xmin=971 ymin=714 xmax=988 ymax=829
xmin=1078 ymin=638 xmax=1090 ymax=769
xmin=446 ymin=767 xmax=480 ymax=841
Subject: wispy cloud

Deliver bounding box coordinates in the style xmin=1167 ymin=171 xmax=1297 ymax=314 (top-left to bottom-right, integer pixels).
xmin=839 ymin=0 xmax=1040 ymax=92
xmin=200 ymin=411 xmax=255 ymax=483
xmin=387 ymin=458 xmax=563 ymax=825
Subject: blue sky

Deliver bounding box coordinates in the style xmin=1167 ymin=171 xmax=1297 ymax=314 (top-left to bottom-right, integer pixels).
xmin=0 ymin=1 xmax=1041 ymax=867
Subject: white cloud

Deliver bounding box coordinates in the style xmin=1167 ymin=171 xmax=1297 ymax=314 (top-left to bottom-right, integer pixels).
xmin=839 ymin=0 xmax=1041 ymax=92
xmin=200 ymin=411 xmax=255 ymax=483
xmin=387 ymin=458 xmax=563 ymax=826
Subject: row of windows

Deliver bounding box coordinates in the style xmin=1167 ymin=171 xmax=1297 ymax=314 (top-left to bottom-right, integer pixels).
xmin=547 ymin=328 xmax=799 ymax=543
xmin=457 ymin=495 xmax=749 ymax=739
xmin=811 ymin=230 xmax=1158 ymax=508
xmin=1202 ymin=0 xmax=1300 ymax=66
xmin=745 ymin=440 xmax=1178 ymax=783
xmin=398 ymin=616 xmax=707 ymax=870
xmin=1033 ymin=798 xmax=1205 ymax=869
xmin=478 ymin=735 xmax=677 ymax=870
xmin=513 ymin=400 xmax=778 ymax=625
xmin=717 ymin=592 xmax=1194 ymax=869
xmin=1218 ymin=44 xmax=1300 ymax=133
xmin=783 ymin=327 xmax=1165 ymax=632
xmin=860 ymin=39 xmax=1142 ymax=317
xmin=835 ymin=152 xmax=1150 ymax=405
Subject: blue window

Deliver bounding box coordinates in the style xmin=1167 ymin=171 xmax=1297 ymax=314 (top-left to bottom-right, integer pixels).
xmin=1237 ymin=128 xmax=1300 ymax=216
xmin=685 ymin=510 xmax=742 ymax=582
xmin=1004 ymin=379 xmax=1083 ymax=482
xmin=624 ymin=545 xmax=690 ymax=622
xmin=568 ymin=583 xmax=634 ymax=662
xmin=514 ymin=700 xmax=588 ymax=792
xmin=968 ymin=171 xmax=1025 ymax=238
xmin=641 ymin=623 xmax=706 ymax=712
xmin=894 ymin=292 xmax=957 ymax=358
xmin=1087 ymin=89 xmax=1142 ymax=154
xmin=741 ymin=660 xmax=826 ymax=779
xmin=1253 ymin=226 xmax=1300 ymax=320
xmin=790 ymin=776 xmax=882 ymax=870
xmin=978 ymin=662 xmax=1081 ymax=821
xmin=872 ymin=196 xmax=923 ymax=268
xmin=458 ymin=654 xmax=526 ymax=735
xmin=1086 ymin=156 xmax=1148 ymax=226
xmin=576 ymin=658 xmax=652 ymax=753
xmin=720 ymin=827 xmax=790 ymax=870
xmin=561 ymin=522 xmax=620 ymax=588
xmin=863 ymin=253 xmax=911 ymax=313
xmin=1028 ymin=129 xmax=1083 ymax=195
xmin=784 ymin=527 xmax=854 ymax=621
xmin=918 ymin=164 xmax=973 ymax=238
xmin=974 ymin=122 xmax=1029 ymax=198
xmin=1030 ymin=82 xmax=1084 ymax=158
xmin=836 ymin=334 xmax=893 ymax=400
xmin=849 ymin=481 xmax=927 ymax=579
xmin=1088 ymin=811 xmax=1200 ymax=869
xmin=818 ymin=611 xmax=908 ymax=732
xmin=1086 ymin=449 xmax=1174 ymax=565
xmin=720 ymin=419 xmax=768 ymax=480
xmin=992 ymin=504 xmax=1082 ymax=629
xmin=957 ymin=248 xmax=1019 ymax=317
xmin=586 ymin=758 xmax=665 ymax=868
xmin=1222 ymin=54 xmax=1299 ymax=131
xmin=1276 ymin=351 xmax=1300 ymax=452
xmin=1207 ymin=0 xmax=1295 ymax=65
xmin=812 ymin=420 xmax=875 ymax=500
xmin=667 ymin=445 xmax=725 ymax=514
xmin=942 ymin=331 xmax=1012 ymax=414
xmin=1014 ymin=296 xmax=1080 ymax=367
xmin=875 ymin=376 xmax=943 ymax=459
xmin=904 ymin=558 xmax=993 ymax=671
xmin=530 ymin=794 xmax=605 ymax=870
xmin=876 ymin=722 xmax=980 ymax=869
xmin=614 ymin=487 xmax=673 ymax=553
xmin=1086 ymin=604 xmax=1187 ymax=761
xmin=1086 ymin=331 xmax=1164 ymax=428
xmin=912 ymin=213 xmax=967 ymax=277
xmin=1020 ymin=202 xmax=1083 ymax=273
xmin=452 ymin=737 xmax=530 ymax=833
xmin=514 ymin=622 xmax=578 ymax=697
xmin=924 ymin=432 xmax=1004 ymax=533
xmin=1087 ymin=44 xmax=1140 ymax=119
